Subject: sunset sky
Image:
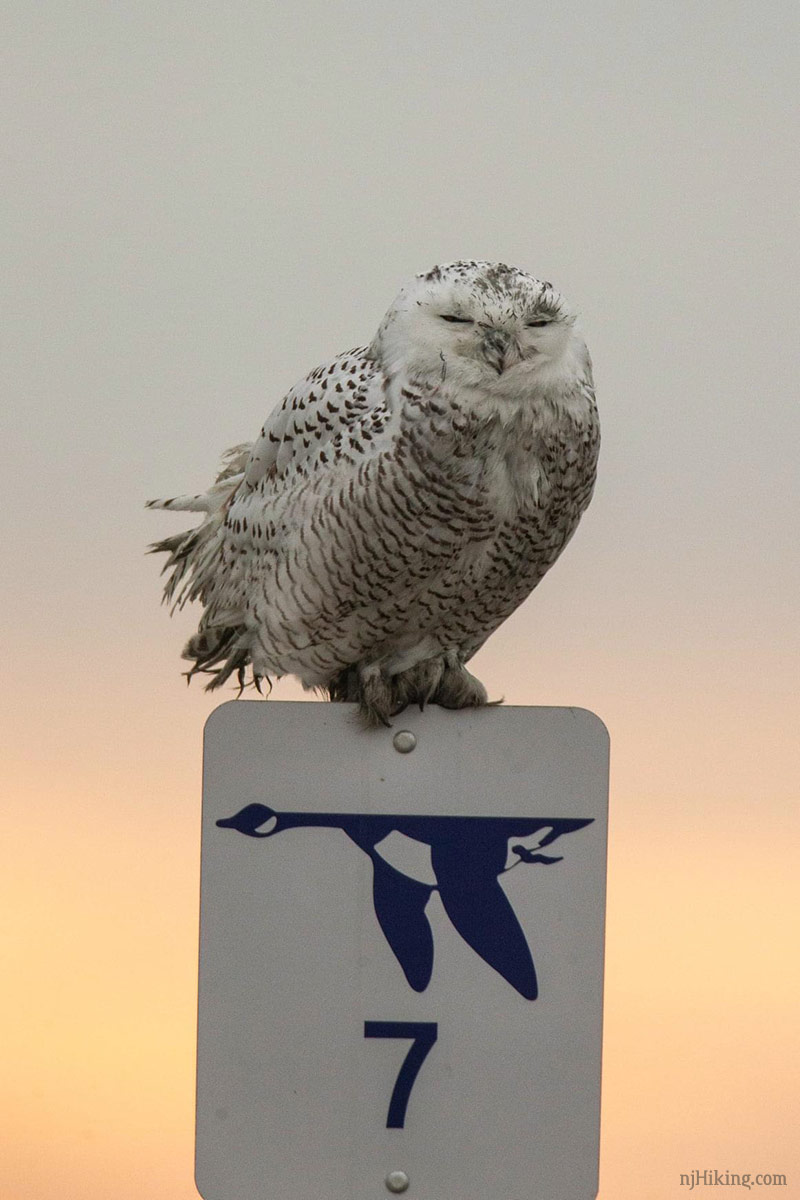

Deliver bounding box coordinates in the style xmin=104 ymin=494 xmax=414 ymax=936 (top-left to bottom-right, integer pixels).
xmin=2 ymin=2 xmax=798 ymax=1198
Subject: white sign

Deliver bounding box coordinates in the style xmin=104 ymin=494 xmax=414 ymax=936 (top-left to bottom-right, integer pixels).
xmin=197 ymin=702 xmax=609 ymax=1200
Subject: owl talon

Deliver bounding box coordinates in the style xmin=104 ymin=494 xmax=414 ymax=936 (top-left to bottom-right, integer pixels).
xmin=356 ymin=667 xmax=395 ymax=727
xmin=433 ymin=659 xmax=490 ymax=710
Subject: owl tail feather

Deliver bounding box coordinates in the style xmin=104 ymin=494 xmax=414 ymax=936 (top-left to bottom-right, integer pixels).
xmin=148 ymin=443 xmax=268 ymax=694
xmin=146 ymin=443 xmax=252 ymax=612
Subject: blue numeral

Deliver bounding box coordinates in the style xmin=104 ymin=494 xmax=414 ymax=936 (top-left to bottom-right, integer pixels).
xmin=364 ymin=1021 xmax=438 ymax=1128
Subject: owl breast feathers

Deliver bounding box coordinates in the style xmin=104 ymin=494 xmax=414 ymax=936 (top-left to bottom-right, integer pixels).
xmin=148 ymin=261 xmax=599 ymax=725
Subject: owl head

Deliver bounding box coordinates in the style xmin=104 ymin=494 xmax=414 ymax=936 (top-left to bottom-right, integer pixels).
xmin=370 ymin=261 xmax=589 ymax=399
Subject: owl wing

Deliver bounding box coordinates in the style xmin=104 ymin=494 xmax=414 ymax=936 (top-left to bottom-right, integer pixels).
xmin=151 ymin=349 xmax=491 ymax=688
xmin=147 ymin=347 xmax=384 ymax=611
xmin=241 ymin=346 xmax=382 ymax=488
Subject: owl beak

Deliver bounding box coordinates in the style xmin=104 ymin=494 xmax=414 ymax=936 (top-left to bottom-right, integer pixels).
xmin=481 ymin=328 xmax=513 ymax=374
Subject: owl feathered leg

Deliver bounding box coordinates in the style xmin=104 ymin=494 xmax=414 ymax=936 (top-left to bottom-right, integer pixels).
xmin=360 ymin=668 xmax=397 ymax=728
xmin=431 ymin=652 xmax=490 ymax=709
xmin=326 ymin=664 xmax=395 ymax=727
xmin=327 ymin=653 xmax=491 ymax=726
xmin=392 ymin=658 xmax=446 ymax=712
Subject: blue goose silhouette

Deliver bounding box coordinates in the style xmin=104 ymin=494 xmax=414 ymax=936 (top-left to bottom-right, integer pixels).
xmin=217 ymin=804 xmax=592 ymax=1000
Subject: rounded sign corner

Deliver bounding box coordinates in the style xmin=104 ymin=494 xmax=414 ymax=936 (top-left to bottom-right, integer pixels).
xmin=193 ymin=1159 xmax=214 ymax=1200
xmin=568 ymin=706 xmax=610 ymax=748
xmin=202 ymin=698 xmax=243 ymax=741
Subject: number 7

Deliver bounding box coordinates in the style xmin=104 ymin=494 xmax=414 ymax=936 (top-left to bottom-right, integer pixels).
xmin=364 ymin=1021 xmax=438 ymax=1128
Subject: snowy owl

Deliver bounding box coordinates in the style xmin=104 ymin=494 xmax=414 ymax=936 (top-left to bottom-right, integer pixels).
xmin=148 ymin=261 xmax=599 ymax=725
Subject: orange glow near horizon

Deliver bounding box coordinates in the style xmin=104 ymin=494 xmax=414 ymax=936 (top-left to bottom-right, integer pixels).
xmin=3 ymin=667 xmax=798 ymax=1198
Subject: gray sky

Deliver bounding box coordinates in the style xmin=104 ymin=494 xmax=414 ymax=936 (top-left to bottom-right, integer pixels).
xmin=3 ymin=0 xmax=797 ymax=788
xmin=4 ymin=1 xmax=797 ymax=643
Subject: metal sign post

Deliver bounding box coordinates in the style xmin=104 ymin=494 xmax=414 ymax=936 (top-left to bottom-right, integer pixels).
xmin=196 ymin=701 xmax=609 ymax=1200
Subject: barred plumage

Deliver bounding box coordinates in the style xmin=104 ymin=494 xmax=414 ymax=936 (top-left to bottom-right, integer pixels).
xmin=148 ymin=261 xmax=599 ymax=724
